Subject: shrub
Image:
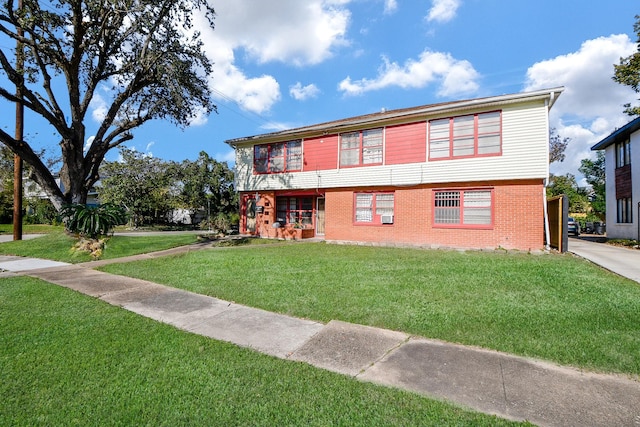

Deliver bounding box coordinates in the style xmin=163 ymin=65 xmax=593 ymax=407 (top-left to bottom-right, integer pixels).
xmin=61 ymin=203 xmax=128 ymax=239
xmin=24 ymin=198 xmax=60 ymax=225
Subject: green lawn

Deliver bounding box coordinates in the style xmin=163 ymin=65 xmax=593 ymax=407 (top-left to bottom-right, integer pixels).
xmin=98 ymin=242 xmax=640 ymax=376
xmin=0 ymin=276 xmax=524 ymax=426
xmin=0 ymin=223 xmax=63 ymax=234
xmin=0 ymin=231 xmax=199 ymax=263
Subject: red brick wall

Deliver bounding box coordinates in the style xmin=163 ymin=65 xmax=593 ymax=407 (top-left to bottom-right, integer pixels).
xmin=324 ymin=180 xmax=545 ymax=251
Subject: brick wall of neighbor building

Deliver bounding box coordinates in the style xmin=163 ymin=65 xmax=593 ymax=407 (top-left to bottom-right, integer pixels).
xmin=324 ymin=180 xmax=544 ymax=251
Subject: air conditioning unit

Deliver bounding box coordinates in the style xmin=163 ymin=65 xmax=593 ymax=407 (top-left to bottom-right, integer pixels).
xmin=381 ymin=215 xmax=394 ymax=224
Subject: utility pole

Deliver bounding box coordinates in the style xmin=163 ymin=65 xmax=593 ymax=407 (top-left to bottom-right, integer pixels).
xmin=13 ymin=0 xmax=24 ymax=241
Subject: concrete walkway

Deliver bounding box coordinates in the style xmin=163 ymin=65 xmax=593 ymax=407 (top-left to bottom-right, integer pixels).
xmin=1 ymin=240 xmax=639 ymax=426
xmin=569 ymin=236 xmax=640 ymax=284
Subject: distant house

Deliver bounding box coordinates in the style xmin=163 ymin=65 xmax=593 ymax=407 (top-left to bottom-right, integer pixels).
xmin=591 ymin=116 xmax=640 ymax=240
xmin=24 ymin=175 xmax=100 ymax=206
xmin=226 ymin=87 xmax=564 ymax=251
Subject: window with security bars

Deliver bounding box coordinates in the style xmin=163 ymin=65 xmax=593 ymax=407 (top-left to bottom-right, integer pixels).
xmin=254 ymin=140 xmax=302 ymax=174
xmin=340 ymin=128 xmax=383 ymax=166
xmin=354 ymin=192 xmax=394 ymax=224
xmin=434 ymin=189 xmax=492 ymax=227
xmin=429 ymin=111 xmax=501 ymax=160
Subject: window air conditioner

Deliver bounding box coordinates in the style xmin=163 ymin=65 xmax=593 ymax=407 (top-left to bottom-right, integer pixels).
xmin=381 ymin=215 xmax=394 ymax=224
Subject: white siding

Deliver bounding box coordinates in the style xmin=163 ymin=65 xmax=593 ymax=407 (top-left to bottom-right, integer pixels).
xmin=605 ymin=130 xmax=640 ymax=240
xmin=234 ymin=101 xmax=550 ymax=192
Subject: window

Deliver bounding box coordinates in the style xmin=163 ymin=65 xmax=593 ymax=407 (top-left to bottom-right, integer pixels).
xmin=434 ymin=189 xmax=493 ymax=227
xmin=340 ymin=128 xmax=383 ymax=167
xmin=354 ymin=192 xmax=394 ymax=224
xmin=617 ymin=198 xmax=632 ymax=223
xmin=429 ymin=111 xmax=501 ymax=160
xmin=254 ymin=140 xmax=302 ymax=173
xmin=616 ymin=139 xmax=631 ymax=168
xmin=276 ymin=197 xmax=313 ymax=227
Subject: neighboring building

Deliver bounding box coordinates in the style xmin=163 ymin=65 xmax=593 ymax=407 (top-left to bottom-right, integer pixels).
xmin=226 ymin=87 xmax=563 ymax=251
xmin=591 ymin=117 xmax=640 ymax=240
xmin=24 ymin=175 xmax=100 ymax=206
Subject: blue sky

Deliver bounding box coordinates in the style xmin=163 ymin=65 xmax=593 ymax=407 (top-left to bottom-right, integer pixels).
xmin=1 ymin=0 xmax=639 ymax=184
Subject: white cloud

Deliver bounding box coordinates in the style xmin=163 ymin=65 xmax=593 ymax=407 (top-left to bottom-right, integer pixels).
xmin=145 ymin=141 xmax=155 ymax=154
xmin=193 ymin=1 xmax=350 ymax=115
xmin=84 ymin=136 xmax=94 ymax=153
xmin=426 ymin=0 xmax=461 ymax=23
xmin=338 ymin=50 xmax=479 ymax=97
xmin=384 ymin=0 xmax=398 ymax=14
xmin=90 ymin=92 xmax=108 ymax=122
xmin=524 ymin=34 xmax=637 ymax=182
xmin=187 ymin=106 xmax=209 ymax=127
xmin=212 ymin=1 xmax=350 ymax=66
xmin=289 ymin=82 xmax=321 ymax=100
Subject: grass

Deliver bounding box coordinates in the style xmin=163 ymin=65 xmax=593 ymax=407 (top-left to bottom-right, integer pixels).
xmin=0 ymin=231 xmax=199 ymax=263
xmin=0 ymin=276 xmax=525 ymax=426
xmin=98 ymin=242 xmax=640 ymax=376
xmin=0 ymin=223 xmax=63 ymax=234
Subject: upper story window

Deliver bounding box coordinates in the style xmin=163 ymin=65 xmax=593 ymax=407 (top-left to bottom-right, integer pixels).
xmin=354 ymin=192 xmax=394 ymax=224
xmin=429 ymin=111 xmax=501 ymax=160
xmin=616 ymin=138 xmax=631 ymax=168
xmin=433 ymin=189 xmax=493 ymax=228
xmin=254 ymin=140 xmax=302 ymax=174
xmin=340 ymin=128 xmax=383 ymax=167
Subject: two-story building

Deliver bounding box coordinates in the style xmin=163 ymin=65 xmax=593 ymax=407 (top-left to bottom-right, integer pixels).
xmin=226 ymin=87 xmax=563 ymax=251
xmin=591 ymin=116 xmax=640 ymax=240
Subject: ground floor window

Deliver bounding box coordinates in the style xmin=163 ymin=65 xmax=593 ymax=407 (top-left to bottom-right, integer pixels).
xmin=617 ymin=197 xmax=632 ymax=223
xmin=354 ymin=192 xmax=394 ymax=224
xmin=433 ymin=188 xmax=493 ymax=227
xmin=276 ymin=197 xmax=314 ymax=228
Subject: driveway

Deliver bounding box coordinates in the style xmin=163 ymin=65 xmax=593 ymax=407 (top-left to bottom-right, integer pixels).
xmin=569 ymin=236 xmax=640 ymax=284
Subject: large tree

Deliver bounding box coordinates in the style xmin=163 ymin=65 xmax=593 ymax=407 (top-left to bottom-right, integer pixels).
xmin=0 ymin=0 xmax=216 ymax=210
xmin=98 ymin=148 xmax=173 ymax=227
xmin=579 ymin=150 xmax=606 ymax=219
xmin=174 ymin=151 xmax=236 ymax=224
xmin=613 ymin=14 xmax=640 ymax=116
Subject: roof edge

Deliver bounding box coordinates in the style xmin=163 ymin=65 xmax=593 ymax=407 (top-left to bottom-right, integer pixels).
xmin=226 ymin=87 xmax=565 ymax=146
xmin=591 ymin=116 xmax=640 ymax=150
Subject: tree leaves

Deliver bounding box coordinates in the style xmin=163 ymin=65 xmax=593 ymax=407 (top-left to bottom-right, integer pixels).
xmin=613 ymin=15 xmax=640 ymax=116
xmin=0 ymin=0 xmax=217 ymax=208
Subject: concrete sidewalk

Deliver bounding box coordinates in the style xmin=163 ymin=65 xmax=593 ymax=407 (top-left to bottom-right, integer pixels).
xmin=0 ymin=240 xmax=640 ymax=426
xmin=2 ymin=243 xmax=639 ymax=426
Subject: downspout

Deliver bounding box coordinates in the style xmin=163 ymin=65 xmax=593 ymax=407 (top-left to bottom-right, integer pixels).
xmin=543 ymin=178 xmax=551 ymax=250
xmin=543 ymin=94 xmax=554 ymax=251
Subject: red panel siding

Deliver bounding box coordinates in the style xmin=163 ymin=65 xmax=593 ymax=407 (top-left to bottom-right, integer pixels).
xmin=324 ymin=180 xmax=544 ymax=251
xmin=385 ymin=122 xmax=427 ymax=165
xmin=303 ymin=135 xmax=338 ymax=171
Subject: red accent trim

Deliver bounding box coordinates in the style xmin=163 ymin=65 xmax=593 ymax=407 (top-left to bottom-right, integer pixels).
xmin=339 ymin=128 xmax=384 ymax=168
xmin=352 ymin=191 xmax=395 ymax=225
xmin=253 ymin=140 xmax=303 ymax=174
xmin=428 ymin=111 xmax=502 ymax=161
xmin=276 ymin=189 xmax=324 ymax=196
xmin=431 ymin=187 xmax=494 ymax=229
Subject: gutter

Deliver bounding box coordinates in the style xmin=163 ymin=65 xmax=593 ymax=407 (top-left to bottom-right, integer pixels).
xmin=226 ymin=87 xmax=565 ymax=147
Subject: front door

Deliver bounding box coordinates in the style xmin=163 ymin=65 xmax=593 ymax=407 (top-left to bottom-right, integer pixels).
xmin=316 ymin=197 xmax=325 ymax=235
